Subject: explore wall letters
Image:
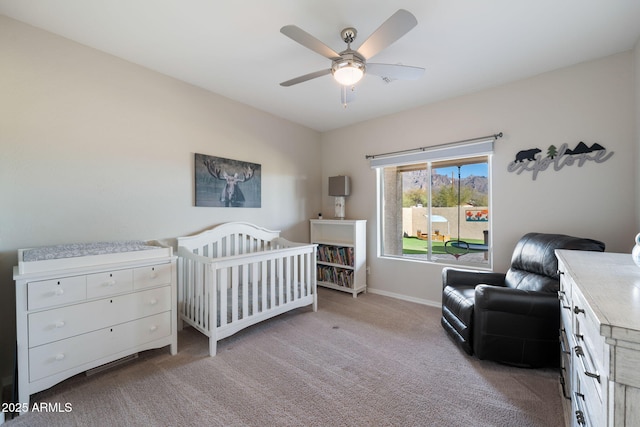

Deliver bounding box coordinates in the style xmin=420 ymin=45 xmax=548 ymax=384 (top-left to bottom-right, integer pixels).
xmin=507 ymin=141 xmax=613 ymax=180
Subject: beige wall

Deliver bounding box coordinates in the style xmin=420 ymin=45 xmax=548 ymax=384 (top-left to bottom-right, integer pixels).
xmin=321 ymin=50 xmax=637 ymax=305
xmin=0 ymin=17 xmax=321 ymax=389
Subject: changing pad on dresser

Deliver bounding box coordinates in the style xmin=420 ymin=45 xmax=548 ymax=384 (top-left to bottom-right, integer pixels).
xmin=17 ymin=240 xmax=172 ymax=275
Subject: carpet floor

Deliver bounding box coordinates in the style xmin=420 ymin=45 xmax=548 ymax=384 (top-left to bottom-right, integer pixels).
xmin=5 ymin=287 xmax=565 ymax=426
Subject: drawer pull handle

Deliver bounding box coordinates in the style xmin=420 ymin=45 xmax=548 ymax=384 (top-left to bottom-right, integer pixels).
xmin=54 ymin=288 xmax=65 ymax=296
xmin=103 ymin=280 xmax=117 ymax=287
xmin=149 ymin=325 xmax=158 ymax=332
xmin=55 ymin=321 xmax=65 ymax=328
xmin=150 ymin=272 xmax=158 ymax=279
xmin=573 ymin=306 xmax=585 ymax=315
xmin=575 ymin=345 xmax=600 ymax=383
xmin=149 ymin=298 xmax=158 ymax=305
xmin=55 ymin=353 xmax=65 ymax=361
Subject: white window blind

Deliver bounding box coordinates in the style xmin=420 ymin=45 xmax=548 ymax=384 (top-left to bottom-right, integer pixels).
xmin=368 ymin=136 xmax=497 ymax=169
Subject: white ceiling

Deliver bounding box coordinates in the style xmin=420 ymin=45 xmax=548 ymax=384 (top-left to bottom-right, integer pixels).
xmin=2 ymin=1 xmax=640 ymax=132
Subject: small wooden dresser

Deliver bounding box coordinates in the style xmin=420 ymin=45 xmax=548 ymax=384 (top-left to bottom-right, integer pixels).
xmin=14 ymin=241 xmax=177 ymax=406
xmin=556 ymin=250 xmax=640 ymax=426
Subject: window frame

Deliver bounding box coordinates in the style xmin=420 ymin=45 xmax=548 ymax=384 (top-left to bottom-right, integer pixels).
xmin=373 ymin=142 xmax=493 ymax=269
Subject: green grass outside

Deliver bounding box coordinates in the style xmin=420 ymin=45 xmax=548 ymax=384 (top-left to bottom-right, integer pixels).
xmin=403 ymin=237 xmax=484 ymax=255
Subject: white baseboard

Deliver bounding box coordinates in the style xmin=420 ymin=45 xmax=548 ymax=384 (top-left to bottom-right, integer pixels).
xmin=366 ymin=288 xmax=442 ymax=308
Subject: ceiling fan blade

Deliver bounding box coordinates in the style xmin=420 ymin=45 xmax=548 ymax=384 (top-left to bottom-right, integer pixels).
xmin=367 ymin=63 xmax=425 ymax=80
xmin=280 ymin=25 xmax=341 ymax=60
xmin=357 ymin=9 xmax=418 ymax=60
xmin=340 ymin=85 xmax=356 ymax=106
xmin=280 ymin=69 xmax=331 ymax=87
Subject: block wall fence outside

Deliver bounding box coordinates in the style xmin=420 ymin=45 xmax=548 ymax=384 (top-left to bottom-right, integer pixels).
xmin=402 ymin=206 xmax=488 ymax=241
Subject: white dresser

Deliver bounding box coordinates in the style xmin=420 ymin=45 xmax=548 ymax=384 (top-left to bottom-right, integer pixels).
xmin=556 ymin=250 xmax=640 ymax=427
xmin=14 ymin=242 xmax=177 ymax=406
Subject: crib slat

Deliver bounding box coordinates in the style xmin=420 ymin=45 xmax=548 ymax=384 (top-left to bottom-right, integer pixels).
xmin=202 ymin=262 xmax=208 ymax=331
xmin=278 ymin=257 xmax=284 ymax=307
xmin=252 ymin=262 xmax=259 ymax=315
xmin=231 ymin=265 xmax=239 ymax=322
xmin=293 ymin=254 xmax=299 ymax=300
xmin=203 ymin=262 xmax=209 ymax=329
xmin=224 ymin=235 xmax=231 ymax=258
xmin=270 ymin=258 xmax=276 ymax=309
xmin=304 ymin=253 xmax=316 ymax=296
xmin=285 ymin=255 xmax=292 ymax=303
xmin=189 ymin=259 xmax=195 ymax=323
xmin=242 ymin=263 xmax=249 ymax=319
xmin=195 ymin=258 xmax=202 ymax=327
xmin=301 ymin=253 xmax=306 ymax=298
xmin=219 ymin=269 xmax=227 ymax=327
xmin=261 ymin=259 xmax=268 ymax=311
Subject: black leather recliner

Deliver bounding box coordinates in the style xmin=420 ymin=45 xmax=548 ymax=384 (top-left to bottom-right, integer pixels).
xmin=441 ymin=232 xmax=605 ymax=367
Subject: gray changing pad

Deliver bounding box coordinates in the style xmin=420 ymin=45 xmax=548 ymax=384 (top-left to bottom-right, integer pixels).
xmin=23 ymin=241 xmax=159 ymax=262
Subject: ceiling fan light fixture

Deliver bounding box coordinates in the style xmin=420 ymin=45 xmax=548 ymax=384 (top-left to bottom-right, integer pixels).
xmin=332 ymin=56 xmax=365 ymax=86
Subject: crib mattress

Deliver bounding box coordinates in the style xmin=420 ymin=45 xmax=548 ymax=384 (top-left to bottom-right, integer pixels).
xmin=17 ymin=240 xmax=172 ymax=275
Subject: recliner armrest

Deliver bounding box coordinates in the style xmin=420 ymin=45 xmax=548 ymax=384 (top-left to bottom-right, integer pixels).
xmin=474 ymin=285 xmax=559 ymax=317
xmin=442 ymin=267 xmax=506 ymax=289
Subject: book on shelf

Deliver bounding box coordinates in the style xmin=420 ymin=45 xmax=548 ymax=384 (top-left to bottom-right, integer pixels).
xmin=317 ymin=244 xmax=354 ymax=267
xmin=316 ymin=265 xmax=354 ymax=288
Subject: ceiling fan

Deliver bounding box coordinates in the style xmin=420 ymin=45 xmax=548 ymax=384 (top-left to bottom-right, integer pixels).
xmin=279 ymin=9 xmax=425 ymax=105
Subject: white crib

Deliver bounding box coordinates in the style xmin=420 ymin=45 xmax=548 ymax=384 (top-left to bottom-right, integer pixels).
xmin=177 ymin=222 xmax=317 ymax=356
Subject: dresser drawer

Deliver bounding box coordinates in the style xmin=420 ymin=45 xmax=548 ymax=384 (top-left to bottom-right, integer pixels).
xmin=574 ymin=370 xmax=605 ymax=427
xmin=86 ymin=269 xmax=133 ymax=298
xmin=572 ymin=285 xmax=608 ymax=426
xmin=29 ymin=311 xmax=171 ymax=382
xmin=572 ymin=390 xmax=598 ymax=427
xmin=133 ymin=263 xmax=172 ymax=290
xmin=28 ymin=286 xmax=172 ymax=348
xmin=559 ymin=326 xmax=573 ymax=400
xmin=27 ymin=276 xmax=87 ymax=310
xmin=558 ymin=261 xmax=573 ymax=306
xmin=573 ymin=286 xmax=608 ymax=377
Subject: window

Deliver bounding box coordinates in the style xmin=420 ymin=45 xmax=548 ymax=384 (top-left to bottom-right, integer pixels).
xmin=371 ymin=138 xmax=493 ymax=267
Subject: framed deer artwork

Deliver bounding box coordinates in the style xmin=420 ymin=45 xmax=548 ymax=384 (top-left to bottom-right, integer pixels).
xmin=194 ymin=153 xmax=261 ymax=207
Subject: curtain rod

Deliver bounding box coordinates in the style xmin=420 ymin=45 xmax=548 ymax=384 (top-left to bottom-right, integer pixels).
xmin=364 ymin=132 xmax=503 ymax=160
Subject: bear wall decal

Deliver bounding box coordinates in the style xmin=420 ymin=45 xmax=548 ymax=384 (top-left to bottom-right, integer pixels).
xmin=514 ymin=148 xmax=542 ymax=162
